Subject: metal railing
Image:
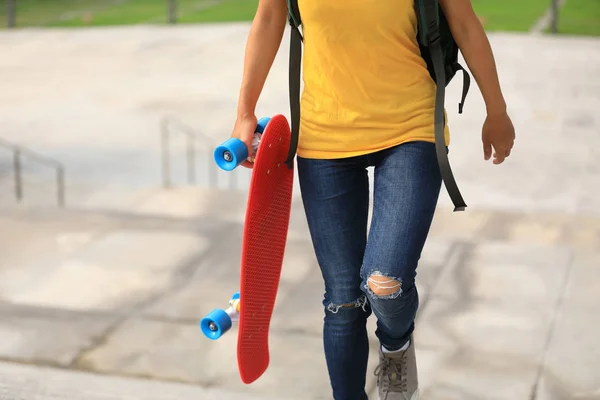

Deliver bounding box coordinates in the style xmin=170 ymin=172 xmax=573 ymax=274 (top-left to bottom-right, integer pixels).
xmin=160 ymin=116 xmax=252 ymax=191
xmin=0 ymin=137 xmax=66 ymax=207
xmin=160 ymin=116 xmax=218 ymax=188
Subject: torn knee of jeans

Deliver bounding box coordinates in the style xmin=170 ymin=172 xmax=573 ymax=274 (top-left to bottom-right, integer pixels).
xmin=366 ymin=271 xmax=402 ymax=299
xmin=326 ymin=295 xmax=368 ymax=314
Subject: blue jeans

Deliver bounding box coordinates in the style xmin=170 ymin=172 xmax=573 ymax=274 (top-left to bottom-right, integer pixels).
xmin=297 ymin=141 xmax=442 ymax=400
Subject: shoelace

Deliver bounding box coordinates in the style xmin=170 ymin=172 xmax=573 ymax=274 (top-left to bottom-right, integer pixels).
xmin=374 ymin=353 xmax=408 ymax=393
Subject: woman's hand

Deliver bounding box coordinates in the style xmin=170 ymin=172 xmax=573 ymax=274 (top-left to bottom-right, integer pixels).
xmin=440 ymin=0 xmax=516 ymax=165
xmin=482 ymin=111 xmax=515 ymax=165
xmin=230 ymin=0 xmax=288 ymax=169
xmin=232 ymin=114 xmax=258 ymax=169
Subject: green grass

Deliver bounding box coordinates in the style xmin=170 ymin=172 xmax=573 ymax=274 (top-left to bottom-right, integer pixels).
xmin=47 ymin=0 xmax=180 ymax=26
xmin=3 ymin=0 xmax=597 ymax=36
xmin=178 ymin=0 xmax=257 ymax=23
xmin=1 ymin=0 xmax=100 ymax=27
xmin=0 ymin=0 xmax=258 ymax=28
xmin=556 ymin=0 xmax=600 ymax=36
xmin=3 ymin=0 xmax=546 ymax=29
xmin=470 ymin=0 xmax=551 ymax=31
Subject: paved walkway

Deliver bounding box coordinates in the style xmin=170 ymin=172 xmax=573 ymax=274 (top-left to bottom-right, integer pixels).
xmin=0 ymin=24 xmax=599 ymax=400
xmin=1 ymin=189 xmax=599 ymax=399
xmin=0 ymin=360 xmax=275 ymax=400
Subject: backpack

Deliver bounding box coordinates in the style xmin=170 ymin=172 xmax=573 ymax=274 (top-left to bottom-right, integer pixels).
xmin=284 ymin=0 xmax=471 ymax=212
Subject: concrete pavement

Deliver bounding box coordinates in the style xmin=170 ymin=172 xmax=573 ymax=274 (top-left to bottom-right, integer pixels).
xmin=0 ymin=24 xmax=599 ymax=399
xmin=1 ymin=189 xmax=599 ymax=399
xmin=0 ymin=360 xmax=276 ymax=400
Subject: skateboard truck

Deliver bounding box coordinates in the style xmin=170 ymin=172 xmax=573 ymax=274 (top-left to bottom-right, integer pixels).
xmin=200 ymin=292 xmax=241 ymax=340
xmin=214 ymin=117 xmax=271 ymax=171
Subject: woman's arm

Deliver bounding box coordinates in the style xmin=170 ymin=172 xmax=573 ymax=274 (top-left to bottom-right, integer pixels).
xmin=439 ymin=0 xmax=516 ymax=165
xmin=233 ymin=0 xmax=288 ymax=167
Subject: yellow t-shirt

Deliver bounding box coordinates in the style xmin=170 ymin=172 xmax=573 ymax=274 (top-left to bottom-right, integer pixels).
xmin=296 ymin=0 xmax=450 ymax=159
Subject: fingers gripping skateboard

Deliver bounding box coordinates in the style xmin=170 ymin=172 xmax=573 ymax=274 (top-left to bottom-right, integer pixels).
xmin=214 ymin=117 xmax=271 ymax=171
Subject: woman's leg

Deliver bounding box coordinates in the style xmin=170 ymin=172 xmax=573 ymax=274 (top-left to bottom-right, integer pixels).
xmin=360 ymin=141 xmax=442 ymax=399
xmin=297 ymin=155 xmax=372 ymax=400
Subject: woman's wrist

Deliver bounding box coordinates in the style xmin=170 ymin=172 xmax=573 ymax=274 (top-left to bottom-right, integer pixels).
xmin=485 ymin=97 xmax=507 ymax=117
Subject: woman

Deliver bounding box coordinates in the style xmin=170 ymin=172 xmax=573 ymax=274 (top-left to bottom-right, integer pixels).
xmin=229 ymin=0 xmax=515 ymax=398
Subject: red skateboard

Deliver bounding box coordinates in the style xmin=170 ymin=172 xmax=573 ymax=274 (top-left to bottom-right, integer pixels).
xmin=201 ymin=114 xmax=294 ymax=384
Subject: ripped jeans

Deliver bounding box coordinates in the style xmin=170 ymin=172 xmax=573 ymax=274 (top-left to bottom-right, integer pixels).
xmin=297 ymin=141 xmax=442 ymax=400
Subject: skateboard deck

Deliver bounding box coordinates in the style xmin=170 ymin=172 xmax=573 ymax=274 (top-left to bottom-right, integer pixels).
xmin=201 ymin=114 xmax=294 ymax=384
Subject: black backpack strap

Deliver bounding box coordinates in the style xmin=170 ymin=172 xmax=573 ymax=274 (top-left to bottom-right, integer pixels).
xmin=431 ymin=41 xmax=467 ymax=211
xmin=453 ymin=64 xmax=471 ymax=114
xmin=285 ymin=0 xmax=302 ymax=169
xmin=287 ymin=0 xmax=301 ymax=28
xmin=418 ymin=0 xmax=467 ymax=212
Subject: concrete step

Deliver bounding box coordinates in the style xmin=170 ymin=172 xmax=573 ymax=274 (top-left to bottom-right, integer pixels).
xmin=0 ymin=361 xmax=276 ymax=400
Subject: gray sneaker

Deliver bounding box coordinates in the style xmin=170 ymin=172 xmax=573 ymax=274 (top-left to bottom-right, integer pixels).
xmin=374 ymin=337 xmax=419 ymax=400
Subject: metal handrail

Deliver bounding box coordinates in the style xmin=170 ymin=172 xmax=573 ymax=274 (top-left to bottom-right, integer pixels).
xmin=160 ymin=116 xmax=220 ymax=189
xmin=0 ymin=137 xmax=66 ymax=207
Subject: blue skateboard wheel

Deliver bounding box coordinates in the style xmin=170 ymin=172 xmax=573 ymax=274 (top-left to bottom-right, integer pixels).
xmin=214 ymin=138 xmax=248 ymax=171
xmin=256 ymin=117 xmax=271 ymax=133
xmin=213 ymin=117 xmax=272 ymax=171
xmin=232 ymin=292 xmax=240 ymax=301
xmin=200 ymin=309 xmax=232 ymax=340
